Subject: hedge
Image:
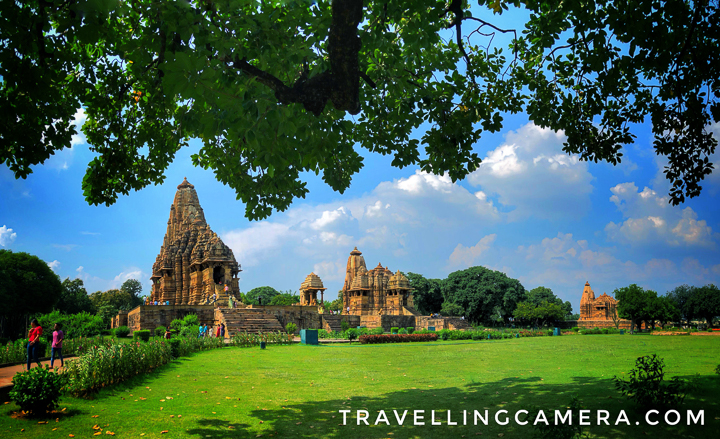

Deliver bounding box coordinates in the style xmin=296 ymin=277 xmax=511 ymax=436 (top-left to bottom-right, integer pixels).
xmin=359 ymin=333 xmax=438 ymax=344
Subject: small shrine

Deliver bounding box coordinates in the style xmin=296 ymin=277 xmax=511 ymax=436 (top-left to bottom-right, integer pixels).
xmin=299 ymin=272 xmax=326 ymax=306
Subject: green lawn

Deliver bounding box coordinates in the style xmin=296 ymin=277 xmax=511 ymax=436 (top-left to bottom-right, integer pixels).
xmin=2 ymin=336 xmax=719 ymax=438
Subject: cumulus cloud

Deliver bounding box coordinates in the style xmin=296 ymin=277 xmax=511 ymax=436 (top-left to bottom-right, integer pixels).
xmin=70 ymin=108 xmax=87 ymax=146
xmin=0 ymin=225 xmax=17 ymax=246
xmin=222 ymin=222 xmax=291 ymax=267
xmin=604 ymin=182 xmax=717 ymax=247
xmin=468 ymin=122 xmax=594 ymax=221
xmin=47 ymin=260 xmax=61 ymax=271
xmin=448 ymin=234 xmax=496 ymax=268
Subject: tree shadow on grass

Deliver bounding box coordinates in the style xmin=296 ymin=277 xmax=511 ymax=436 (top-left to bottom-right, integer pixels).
xmin=181 ymin=375 xmax=719 ymax=439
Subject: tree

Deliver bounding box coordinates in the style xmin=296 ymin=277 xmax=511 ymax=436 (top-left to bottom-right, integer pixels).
xmin=406 ymin=272 xmax=444 ymax=315
xmin=120 ymin=279 xmax=144 ymax=309
xmin=614 ymin=284 xmax=653 ymax=333
xmin=246 ymin=286 xmax=281 ymax=305
xmin=687 ymin=284 xmax=720 ymax=328
xmin=0 ymin=250 xmax=62 ymax=339
xmin=3 ymin=1 xmax=717 ymax=220
xmin=667 ymin=284 xmax=696 ymax=326
xmin=269 ymin=291 xmax=301 ymax=306
xmin=654 ymin=296 xmax=681 ymax=329
xmin=442 ymin=266 xmax=526 ymax=325
xmin=439 ymin=301 xmax=464 ymax=317
xmin=324 ymin=292 xmax=344 ymax=312
xmin=89 ymin=287 xmax=143 ymax=327
xmin=56 ymin=278 xmax=95 ymax=315
xmin=526 ymin=286 xmax=573 ymax=318
xmin=513 ymin=300 xmax=565 ymax=327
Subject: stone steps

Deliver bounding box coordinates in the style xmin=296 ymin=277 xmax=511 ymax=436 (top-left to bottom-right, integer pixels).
xmin=217 ymin=309 xmax=284 ymax=335
xmin=322 ymin=315 xmax=344 ymax=332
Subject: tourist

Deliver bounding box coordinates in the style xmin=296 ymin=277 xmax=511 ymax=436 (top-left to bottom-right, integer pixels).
xmin=258 ymin=296 xmax=262 ymax=306
xmin=164 ymin=328 xmax=172 ymax=340
xmin=211 ymin=293 xmax=217 ymax=306
xmin=220 ymin=323 xmax=226 ymax=338
xmin=216 ymin=325 xmax=221 ymax=338
xmin=26 ymin=318 xmax=43 ymax=370
xmin=50 ymin=323 xmax=64 ymax=370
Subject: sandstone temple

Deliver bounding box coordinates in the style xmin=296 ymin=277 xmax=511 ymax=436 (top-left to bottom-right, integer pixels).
xmin=147 ymin=177 xmax=241 ymax=307
xmin=342 ymin=247 xmax=416 ymax=315
xmin=111 ymin=180 xmax=470 ymax=335
xmin=571 ymin=281 xmax=635 ymax=329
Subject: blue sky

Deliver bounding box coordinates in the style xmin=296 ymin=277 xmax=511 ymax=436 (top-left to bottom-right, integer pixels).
xmin=2 ymin=6 xmax=720 ymax=314
xmin=2 ymin=108 xmax=719 ymax=314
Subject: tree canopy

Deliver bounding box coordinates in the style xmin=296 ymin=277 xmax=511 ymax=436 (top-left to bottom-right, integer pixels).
xmin=2 ymin=0 xmax=717 ymax=219
xmin=526 ymin=286 xmax=572 ymax=317
xmin=56 ymin=278 xmax=95 ymax=315
xmin=441 ymin=265 xmax=526 ymax=324
xmin=245 ymin=286 xmax=281 ymax=305
xmin=406 ymin=272 xmax=444 ymax=315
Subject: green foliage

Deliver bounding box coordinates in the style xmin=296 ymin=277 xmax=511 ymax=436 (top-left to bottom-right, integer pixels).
xmin=132 ymin=330 xmax=151 ymax=342
xmin=345 ymin=328 xmax=358 ymax=341
xmin=407 ymin=327 xmax=415 ymax=334
xmin=370 ymin=327 xmax=384 ymax=335
xmin=154 ymin=326 xmax=167 ymax=337
xmin=390 ymin=327 xmax=399 ymax=334
xmin=179 ymin=325 xmax=199 ymax=338
xmin=270 ymin=292 xmax=301 ymax=306
xmin=285 ymin=322 xmax=298 ymax=334
xmin=0 ymin=249 xmax=62 ymax=339
xmin=182 ymin=314 xmax=200 ymax=327
xmin=229 ymin=332 xmax=293 ymax=348
xmin=324 ymin=293 xmax=344 ymax=313
xmin=398 ymin=328 xmax=408 ymax=335
xmin=406 ymin=273 xmax=444 ymax=315
xmin=114 ymin=326 xmax=130 ymax=338
xmin=89 ymin=283 xmax=143 ymax=328
xmin=514 ymin=300 xmax=566 ymax=327
xmin=56 ymin=278 xmax=95 ymax=315
xmin=9 ymin=365 xmax=64 ymax=415
xmin=613 ymin=354 xmax=688 ymax=410
xmin=527 ymin=286 xmax=573 ymax=318
xmin=340 ymin=320 xmax=350 ymax=332
xmin=715 ymin=364 xmax=720 ymax=376
xmin=35 ymin=310 xmax=105 ymax=339
xmin=572 ymin=327 xmax=580 ymax=332
xmin=169 ymin=319 xmax=184 ymax=332
xmin=120 ymin=279 xmax=143 ymax=303
xmin=246 ymin=286 xmax=281 ymax=305
xmin=439 ymin=329 xmax=451 ymax=340
xmin=442 ymin=266 xmax=526 ymax=325
xmin=440 ymin=301 xmax=464 ymax=317
xmin=2 ymin=0 xmax=718 ymax=219
xmin=686 ymin=284 xmax=720 ymax=327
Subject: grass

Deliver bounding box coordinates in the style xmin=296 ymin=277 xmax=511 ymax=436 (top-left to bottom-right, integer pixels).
xmin=1 ymin=335 xmax=719 ymax=438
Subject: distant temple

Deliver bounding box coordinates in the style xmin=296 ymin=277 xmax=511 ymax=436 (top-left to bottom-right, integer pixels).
xmin=342 ymin=247 xmax=416 ymax=315
xmin=579 ymin=281 xmax=618 ymax=321
xmin=148 ymin=178 xmax=241 ymax=306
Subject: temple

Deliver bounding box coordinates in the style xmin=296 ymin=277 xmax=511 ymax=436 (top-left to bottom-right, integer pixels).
xmin=579 ymin=281 xmax=617 ymax=321
xmin=148 ymin=177 xmax=241 ymax=307
xmin=342 ymin=247 xmax=416 ymax=315
xmin=299 ymin=272 xmax=326 ymax=306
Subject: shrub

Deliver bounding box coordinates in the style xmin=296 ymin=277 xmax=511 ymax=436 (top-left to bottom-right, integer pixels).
xmin=370 ymin=327 xmax=384 ymax=335
xmin=572 ymin=327 xmax=580 ymax=332
xmin=183 ymin=314 xmax=200 ymax=327
xmin=229 ymin=331 xmax=293 ymax=347
xmin=359 ymin=333 xmax=439 ymax=344
xmin=471 ymin=332 xmax=483 ymax=340
xmin=169 ymin=338 xmax=182 ymax=357
xmin=9 ymin=365 xmax=64 ymax=415
xmin=285 ymin=322 xmax=298 ymax=334
xmin=169 ymin=319 xmax=184 ymax=332
xmin=407 ymin=327 xmax=415 ymax=334
xmin=179 ymin=325 xmax=199 ymax=338
xmin=390 ymin=327 xmax=399 ymax=334
xmin=346 ymin=328 xmax=358 ymax=341
xmin=613 ymin=354 xmax=688 ymax=410
xmin=114 ymin=326 xmax=130 ymax=338
xmin=439 ymin=329 xmax=451 ymax=340
xmin=398 ymin=328 xmax=408 ymax=334
xmin=133 ymin=330 xmax=151 ymax=342
xmin=715 ymin=364 xmax=720 ymax=376
xmin=154 ymin=326 xmax=167 ymax=337
xmin=340 ymin=320 xmax=350 ymax=332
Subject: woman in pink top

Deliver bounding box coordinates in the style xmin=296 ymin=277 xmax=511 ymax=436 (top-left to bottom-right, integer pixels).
xmin=50 ymin=323 xmax=64 ymax=369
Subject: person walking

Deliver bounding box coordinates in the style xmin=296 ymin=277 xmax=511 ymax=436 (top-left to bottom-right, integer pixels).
xmin=49 ymin=323 xmax=64 ymax=370
xmin=216 ymin=325 xmax=221 ymax=338
xmin=220 ymin=323 xmax=226 ymax=338
xmin=26 ymin=319 xmax=43 ymax=370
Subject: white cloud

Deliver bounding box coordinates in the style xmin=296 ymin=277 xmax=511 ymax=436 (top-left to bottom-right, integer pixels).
xmin=47 ymin=260 xmax=61 ymax=271
xmin=222 ymin=222 xmax=291 ymax=267
xmin=605 ymin=182 xmax=717 ymax=247
xmin=448 ymin=234 xmax=496 ymax=268
xmin=52 ymin=243 xmax=78 ymax=251
xmin=468 ymin=122 xmax=594 ymax=220
xmin=70 ymin=108 xmax=87 ymax=146
xmin=313 ymin=260 xmax=346 ymax=282
xmin=0 ymin=225 xmax=17 ymax=246
xmin=311 ymin=207 xmax=352 ymax=230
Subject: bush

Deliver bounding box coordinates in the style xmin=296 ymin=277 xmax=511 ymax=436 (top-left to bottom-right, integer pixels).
xmin=340 ymin=320 xmax=349 ymax=332
xmin=572 ymin=327 xmax=580 ymax=332
xmin=179 ymin=325 xmax=199 ymax=338
xmin=114 ymin=326 xmax=130 ymax=338
xmin=346 ymin=328 xmax=358 ymax=341
xmin=183 ymin=314 xmax=200 ymax=327
xmin=613 ymin=354 xmax=688 ymax=410
xmin=9 ymin=365 xmax=64 ymax=415
xmin=285 ymin=322 xmax=298 ymax=334
xmin=370 ymin=327 xmax=384 ymax=335
xmin=715 ymin=364 xmax=720 ymax=376
xmin=35 ymin=311 xmax=106 ymax=340
xmin=407 ymin=327 xmax=415 ymax=334
xmin=391 ymin=327 xmax=399 ymax=334
xmin=133 ymin=330 xmax=151 ymax=342
xmin=398 ymin=328 xmax=408 ymax=334
xmin=155 ymin=326 xmax=167 ymax=337
xmin=229 ymin=331 xmax=293 ymax=347
xmin=169 ymin=338 xmax=182 ymax=357
xmin=169 ymin=319 xmax=184 ymax=332
xmin=359 ymin=333 xmax=439 ymax=344
xmin=471 ymin=332 xmax=483 ymax=340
